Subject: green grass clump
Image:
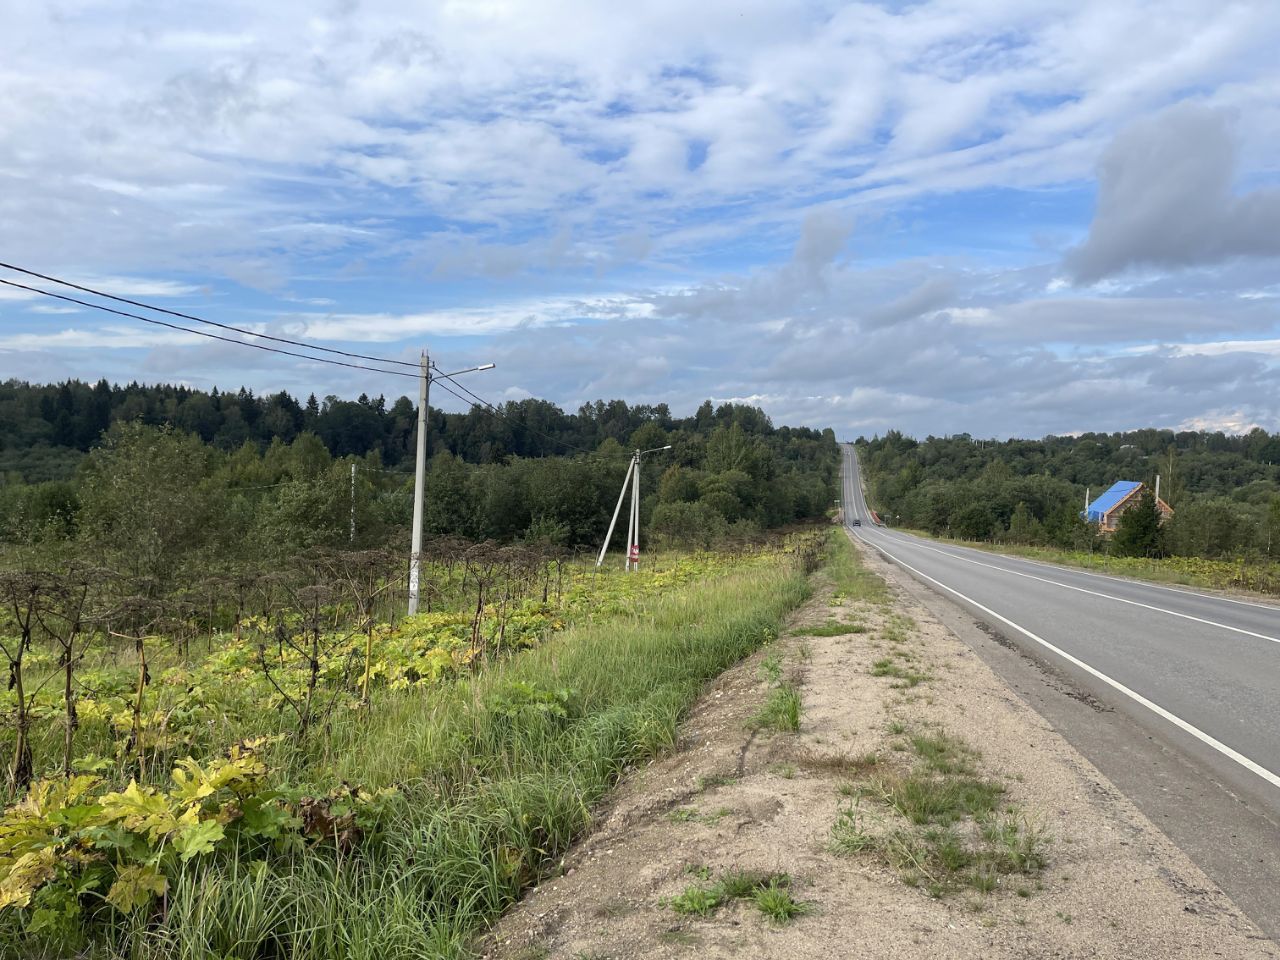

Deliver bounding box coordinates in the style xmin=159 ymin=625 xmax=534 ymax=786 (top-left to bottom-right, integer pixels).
xmin=831 ymin=725 xmax=1050 ymax=898
xmin=753 ymin=882 xmax=813 ymax=924
xmin=718 ymin=868 xmax=782 ymax=899
xmin=759 ymin=652 xmax=784 ymax=684
xmin=911 ymin=731 xmax=977 ymax=776
xmin=882 ymin=771 xmax=1003 ymax=825
xmin=830 ymin=801 xmax=878 ymax=854
xmin=665 ymin=870 xmax=809 ymax=925
xmin=752 ymin=683 xmax=802 ymax=732
xmin=669 ymin=806 xmax=731 ymax=825
xmin=669 ymin=885 xmax=722 ymax=916
xmin=870 ymin=657 xmax=928 ymax=688
xmin=804 ymin=620 xmax=868 ymax=636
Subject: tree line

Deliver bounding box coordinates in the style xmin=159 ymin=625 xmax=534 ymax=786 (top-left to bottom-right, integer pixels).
xmin=0 ymin=381 xmax=839 ymax=584
xmin=858 ymin=429 xmax=1280 ymax=559
xmin=1 ymin=379 xmax=803 ymax=481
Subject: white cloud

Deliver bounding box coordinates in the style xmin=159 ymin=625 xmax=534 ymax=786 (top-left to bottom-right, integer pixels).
xmin=286 ymin=294 xmax=652 ymax=341
xmin=0 ymin=326 xmax=195 ymax=351
xmin=0 ymin=1 xmax=1278 ymax=439
xmin=0 ymin=1 xmax=1276 ymax=274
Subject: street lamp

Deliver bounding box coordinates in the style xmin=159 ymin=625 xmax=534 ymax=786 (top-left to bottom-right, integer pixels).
xmin=597 ymin=444 xmax=673 ymax=570
xmin=408 ymin=351 xmax=495 ymax=615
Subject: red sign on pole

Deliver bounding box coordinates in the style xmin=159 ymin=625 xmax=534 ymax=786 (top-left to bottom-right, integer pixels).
xmin=628 ymin=544 xmax=639 ymax=563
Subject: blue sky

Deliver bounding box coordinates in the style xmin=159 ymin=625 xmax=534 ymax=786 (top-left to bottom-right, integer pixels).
xmin=2 ymin=0 xmax=1279 ymax=438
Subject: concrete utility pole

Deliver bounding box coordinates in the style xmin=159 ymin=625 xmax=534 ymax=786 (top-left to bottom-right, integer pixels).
xmin=350 ymin=462 xmax=356 ymax=542
xmin=407 ymin=351 xmax=494 ymax=615
xmin=628 ymin=449 xmax=641 ymax=570
xmin=597 ymin=454 xmax=636 ymax=568
xmin=408 ymin=351 xmax=430 ymax=615
xmin=596 ymin=444 xmax=672 ymax=570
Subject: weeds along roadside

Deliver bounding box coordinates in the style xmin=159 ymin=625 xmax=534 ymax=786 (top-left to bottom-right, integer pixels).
xmin=0 ymin=535 xmax=823 ymax=960
xmin=825 ymin=532 xmax=1052 ymax=902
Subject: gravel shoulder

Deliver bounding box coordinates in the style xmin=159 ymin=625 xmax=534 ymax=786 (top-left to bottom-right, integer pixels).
xmin=481 ymin=533 xmax=1278 ymax=960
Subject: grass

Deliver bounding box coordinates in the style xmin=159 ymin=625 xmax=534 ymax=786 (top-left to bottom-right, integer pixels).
xmin=695 ymin=773 xmax=738 ymax=792
xmin=879 ymin=770 xmax=1003 ymax=825
xmin=751 ymin=683 xmax=802 ymax=732
xmin=759 ymin=652 xmax=784 ymax=684
xmin=830 ymin=726 xmax=1050 ymax=898
xmin=665 ymin=869 xmax=810 ymax=926
xmin=830 ymin=801 xmax=878 ymax=854
xmin=668 ymin=806 xmax=732 ymax=825
xmin=827 ymin=532 xmax=890 ymax=604
xmin=6 ymin=551 xmax=816 ymax=960
xmin=669 ymin=885 xmax=722 ymax=916
xmin=911 ymin=730 xmax=978 ymax=776
xmin=803 ymin=620 xmax=868 ymax=636
xmin=870 ymin=655 xmax=929 ymax=689
xmin=753 ymin=882 xmax=813 ymax=924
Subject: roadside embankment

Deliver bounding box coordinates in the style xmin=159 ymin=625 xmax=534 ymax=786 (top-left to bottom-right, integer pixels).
xmin=483 ymin=530 xmax=1277 ymax=959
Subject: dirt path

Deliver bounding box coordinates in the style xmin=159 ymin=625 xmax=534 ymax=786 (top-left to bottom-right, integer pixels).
xmin=482 ymin=535 xmax=1278 ymax=959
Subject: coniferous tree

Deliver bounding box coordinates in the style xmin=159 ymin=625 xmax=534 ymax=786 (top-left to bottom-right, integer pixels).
xmin=1113 ymin=490 xmax=1163 ymax=558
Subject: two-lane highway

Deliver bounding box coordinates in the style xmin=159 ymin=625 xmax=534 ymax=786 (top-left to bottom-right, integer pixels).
xmin=840 ymin=443 xmax=1280 ymax=937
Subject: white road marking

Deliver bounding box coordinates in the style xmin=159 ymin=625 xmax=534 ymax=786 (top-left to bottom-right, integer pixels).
xmin=850 ymin=529 xmax=1280 ymax=793
xmin=861 ymin=527 xmax=1280 ymax=648
xmin=939 ymin=542 xmax=1279 ymax=613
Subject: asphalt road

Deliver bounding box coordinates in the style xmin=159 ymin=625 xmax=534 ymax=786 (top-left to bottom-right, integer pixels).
xmin=841 ymin=443 xmax=1280 ymax=938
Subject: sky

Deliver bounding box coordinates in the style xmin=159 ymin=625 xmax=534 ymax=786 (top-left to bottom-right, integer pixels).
xmin=2 ymin=0 xmax=1279 ymax=440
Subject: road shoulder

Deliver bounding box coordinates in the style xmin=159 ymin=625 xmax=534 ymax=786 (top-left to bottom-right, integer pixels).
xmin=480 ymin=534 xmax=1277 ymax=959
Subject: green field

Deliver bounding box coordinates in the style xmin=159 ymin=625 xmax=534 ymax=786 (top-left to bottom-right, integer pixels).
xmin=1 ymin=535 xmax=822 ymax=959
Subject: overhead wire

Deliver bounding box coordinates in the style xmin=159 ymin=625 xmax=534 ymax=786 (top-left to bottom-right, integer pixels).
xmin=0 ymin=277 xmax=419 ymax=380
xmin=0 ymin=261 xmax=420 ymax=368
xmin=2 ymin=263 xmax=635 ymax=463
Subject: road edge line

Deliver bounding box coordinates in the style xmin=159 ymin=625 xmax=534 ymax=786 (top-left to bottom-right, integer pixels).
xmin=849 ymin=529 xmax=1280 ymax=793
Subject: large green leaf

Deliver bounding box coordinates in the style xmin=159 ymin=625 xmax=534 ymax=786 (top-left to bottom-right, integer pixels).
xmin=105 ymin=864 xmax=167 ymax=914
xmin=172 ymin=818 xmax=224 ymax=862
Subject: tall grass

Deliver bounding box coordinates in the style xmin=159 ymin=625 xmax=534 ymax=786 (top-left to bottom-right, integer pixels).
xmin=25 ymin=554 xmax=813 ymax=960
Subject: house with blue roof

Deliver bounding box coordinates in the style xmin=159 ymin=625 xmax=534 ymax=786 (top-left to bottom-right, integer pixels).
xmin=1084 ymin=480 xmax=1173 ymax=533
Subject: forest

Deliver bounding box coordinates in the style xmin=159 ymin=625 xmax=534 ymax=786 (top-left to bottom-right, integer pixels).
xmin=857 ymin=429 xmax=1280 ymax=560
xmin=0 ymin=379 xmax=839 ymax=561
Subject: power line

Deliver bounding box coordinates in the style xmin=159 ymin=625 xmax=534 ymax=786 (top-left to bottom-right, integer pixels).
xmin=0 ymin=261 xmax=420 ymax=368
xmin=3 ymin=264 xmax=633 ymax=463
xmin=0 ymin=277 xmax=419 ymax=380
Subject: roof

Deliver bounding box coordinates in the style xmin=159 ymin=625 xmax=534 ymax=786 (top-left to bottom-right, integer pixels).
xmin=1085 ymin=481 xmax=1142 ymax=522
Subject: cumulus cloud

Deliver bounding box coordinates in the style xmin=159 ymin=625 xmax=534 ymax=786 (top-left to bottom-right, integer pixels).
xmin=1067 ymin=104 xmax=1280 ymax=283
xmin=1 ymin=1 xmax=1279 ymax=438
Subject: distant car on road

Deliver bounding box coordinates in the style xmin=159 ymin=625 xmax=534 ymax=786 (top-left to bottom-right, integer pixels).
xmin=852 ymin=518 xmax=861 ymax=526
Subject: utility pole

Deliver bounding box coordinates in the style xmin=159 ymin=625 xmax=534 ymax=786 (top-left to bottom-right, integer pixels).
xmin=629 ymin=449 xmax=641 ymax=570
xmin=350 ymin=462 xmax=356 ymax=543
xmin=598 ymin=453 xmax=636 ymax=568
xmin=596 ymin=444 xmax=671 ymax=570
xmin=407 ymin=351 xmax=495 ymax=615
xmin=408 ymin=351 xmax=430 ymax=615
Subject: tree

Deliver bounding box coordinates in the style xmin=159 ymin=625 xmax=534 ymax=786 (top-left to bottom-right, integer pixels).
xmin=1113 ymin=490 xmax=1163 ymax=558
xmin=952 ymin=502 xmax=997 ymax=541
xmin=1006 ymin=502 xmax=1043 ymax=545
xmin=76 ymin=423 xmax=219 ymax=587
